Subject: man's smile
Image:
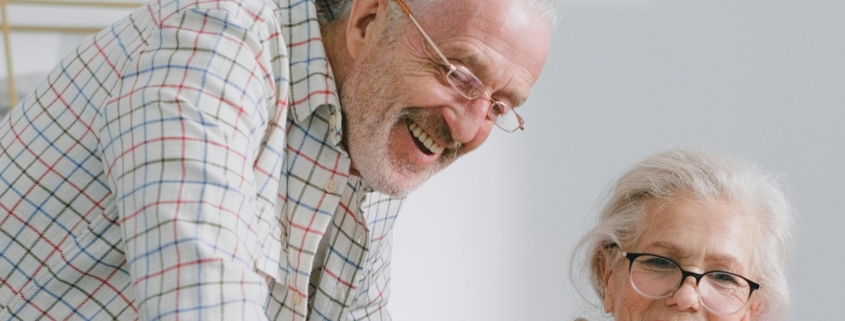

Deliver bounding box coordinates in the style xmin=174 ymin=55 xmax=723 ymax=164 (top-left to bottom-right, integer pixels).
xmin=406 ymin=119 xmax=446 ymax=155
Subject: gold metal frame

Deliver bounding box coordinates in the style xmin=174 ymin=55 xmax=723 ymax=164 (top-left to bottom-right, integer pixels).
xmin=0 ymin=0 xmax=145 ymax=109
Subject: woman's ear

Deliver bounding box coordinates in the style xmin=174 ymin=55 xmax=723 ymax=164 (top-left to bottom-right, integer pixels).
xmin=599 ymin=255 xmax=616 ymax=313
xmin=344 ymin=0 xmax=390 ymax=59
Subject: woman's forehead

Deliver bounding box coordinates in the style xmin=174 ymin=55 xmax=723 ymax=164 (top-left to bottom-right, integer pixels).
xmin=634 ymin=198 xmax=758 ymax=269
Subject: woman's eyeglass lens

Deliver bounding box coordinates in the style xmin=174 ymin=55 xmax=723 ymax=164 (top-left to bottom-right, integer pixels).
xmin=626 ymin=253 xmax=757 ymax=315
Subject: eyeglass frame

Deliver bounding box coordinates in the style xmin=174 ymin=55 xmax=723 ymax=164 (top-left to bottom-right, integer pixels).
xmin=392 ymin=0 xmax=525 ymax=133
xmin=622 ymin=251 xmax=761 ymax=314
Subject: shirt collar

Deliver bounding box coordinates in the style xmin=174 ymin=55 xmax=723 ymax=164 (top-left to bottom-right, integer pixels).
xmin=273 ymin=0 xmax=344 ymax=145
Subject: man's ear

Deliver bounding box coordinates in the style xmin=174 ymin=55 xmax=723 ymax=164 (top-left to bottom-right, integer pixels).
xmin=345 ymin=0 xmax=390 ymax=59
xmin=599 ymin=255 xmax=616 ymax=313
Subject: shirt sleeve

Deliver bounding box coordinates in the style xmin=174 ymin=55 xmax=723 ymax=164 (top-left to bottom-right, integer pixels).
xmin=98 ymin=7 xmax=276 ymax=320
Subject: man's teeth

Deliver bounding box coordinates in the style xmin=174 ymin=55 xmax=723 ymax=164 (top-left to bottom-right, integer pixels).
xmin=408 ymin=122 xmax=445 ymax=154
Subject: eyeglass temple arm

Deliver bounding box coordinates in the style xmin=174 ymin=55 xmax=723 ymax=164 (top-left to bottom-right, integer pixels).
xmin=393 ymin=0 xmax=453 ymax=69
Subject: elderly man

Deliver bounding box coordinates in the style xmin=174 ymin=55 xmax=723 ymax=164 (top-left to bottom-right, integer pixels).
xmin=0 ymin=0 xmax=552 ymax=319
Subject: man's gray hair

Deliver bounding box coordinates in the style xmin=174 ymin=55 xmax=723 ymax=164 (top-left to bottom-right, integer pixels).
xmin=571 ymin=149 xmax=795 ymax=320
xmin=326 ymin=0 xmax=559 ymax=27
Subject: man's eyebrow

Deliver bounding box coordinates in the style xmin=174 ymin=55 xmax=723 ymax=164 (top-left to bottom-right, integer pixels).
xmin=500 ymin=88 xmax=527 ymax=108
xmin=450 ymin=47 xmax=527 ymax=107
xmin=451 ymin=48 xmax=483 ymax=72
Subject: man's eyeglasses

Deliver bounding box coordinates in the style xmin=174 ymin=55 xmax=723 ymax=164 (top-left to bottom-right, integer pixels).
xmin=622 ymin=251 xmax=761 ymax=315
xmin=393 ymin=0 xmax=525 ymax=133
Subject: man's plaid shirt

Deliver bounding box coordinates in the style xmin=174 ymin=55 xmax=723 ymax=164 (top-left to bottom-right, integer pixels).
xmin=0 ymin=0 xmax=404 ymax=319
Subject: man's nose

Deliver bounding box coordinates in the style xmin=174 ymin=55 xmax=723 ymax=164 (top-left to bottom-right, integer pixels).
xmin=444 ymin=97 xmax=490 ymax=144
xmin=663 ymin=276 xmax=703 ymax=312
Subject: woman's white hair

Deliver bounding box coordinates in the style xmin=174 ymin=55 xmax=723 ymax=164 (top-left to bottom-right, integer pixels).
xmin=570 ymin=149 xmax=795 ymax=320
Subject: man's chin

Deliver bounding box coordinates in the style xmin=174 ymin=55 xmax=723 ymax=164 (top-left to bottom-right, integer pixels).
xmin=362 ymin=171 xmax=426 ymax=197
xmin=351 ymin=141 xmax=460 ymax=197
xmin=354 ymin=163 xmax=434 ymax=197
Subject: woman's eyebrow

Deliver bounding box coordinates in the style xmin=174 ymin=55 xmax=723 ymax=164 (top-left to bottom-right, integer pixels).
xmin=649 ymin=241 xmax=743 ymax=268
xmin=704 ymin=253 xmax=743 ymax=268
xmin=648 ymin=241 xmax=687 ymax=257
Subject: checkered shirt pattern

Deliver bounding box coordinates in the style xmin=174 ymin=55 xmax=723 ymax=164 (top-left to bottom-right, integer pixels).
xmin=0 ymin=0 xmax=404 ymax=320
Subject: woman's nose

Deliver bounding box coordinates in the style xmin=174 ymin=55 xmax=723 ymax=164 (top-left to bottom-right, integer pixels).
xmin=663 ymin=276 xmax=703 ymax=312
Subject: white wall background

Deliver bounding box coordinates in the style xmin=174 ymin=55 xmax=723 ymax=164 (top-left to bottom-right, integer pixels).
xmin=2 ymin=0 xmax=843 ymax=320
xmin=392 ymin=0 xmax=844 ymax=320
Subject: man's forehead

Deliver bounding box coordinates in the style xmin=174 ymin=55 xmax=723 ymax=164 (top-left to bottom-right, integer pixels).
xmin=417 ymin=0 xmax=532 ymax=30
xmin=417 ymin=0 xmax=550 ymax=106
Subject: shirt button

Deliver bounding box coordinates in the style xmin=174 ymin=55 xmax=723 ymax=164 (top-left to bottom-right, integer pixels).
xmin=324 ymin=179 xmax=338 ymax=193
xmin=292 ymin=293 xmax=302 ymax=305
xmin=329 ymin=114 xmax=337 ymax=128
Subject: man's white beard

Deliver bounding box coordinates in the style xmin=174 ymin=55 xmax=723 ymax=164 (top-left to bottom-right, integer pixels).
xmin=339 ymin=54 xmax=459 ymax=197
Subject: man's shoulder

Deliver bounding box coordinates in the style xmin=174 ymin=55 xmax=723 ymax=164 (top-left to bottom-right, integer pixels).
xmin=147 ymin=0 xmax=280 ymax=26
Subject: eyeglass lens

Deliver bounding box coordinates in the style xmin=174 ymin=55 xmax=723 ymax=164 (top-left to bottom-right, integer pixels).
xmin=445 ymin=67 xmax=521 ymax=132
xmin=629 ymin=254 xmax=752 ymax=315
xmin=489 ymin=102 xmax=521 ymax=132
xmin=446 ymin=67 xmax=483 ymax=99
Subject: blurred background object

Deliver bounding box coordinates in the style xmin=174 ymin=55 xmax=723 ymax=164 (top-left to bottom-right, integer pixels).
xmin=0 ymin=0 xmax=144 ymax=118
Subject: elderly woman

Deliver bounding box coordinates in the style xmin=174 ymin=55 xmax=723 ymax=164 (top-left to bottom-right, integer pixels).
xmin=572 ymin=150 xmax=795 ymax=320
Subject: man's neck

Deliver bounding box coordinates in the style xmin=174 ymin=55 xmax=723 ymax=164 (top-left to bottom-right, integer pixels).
xmin=320 ymin=19 xmax=352 ymax=103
